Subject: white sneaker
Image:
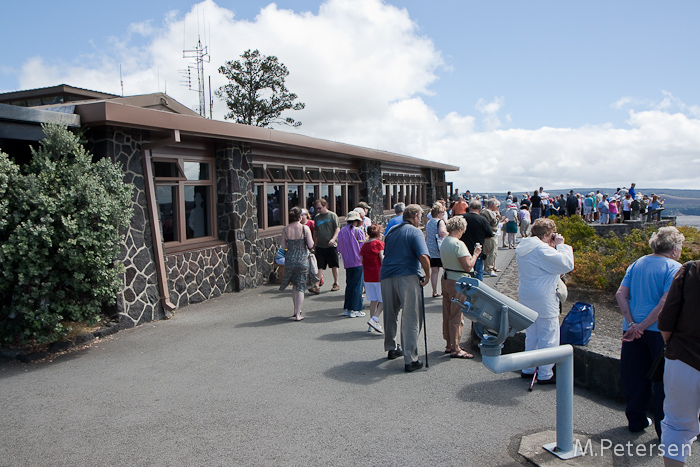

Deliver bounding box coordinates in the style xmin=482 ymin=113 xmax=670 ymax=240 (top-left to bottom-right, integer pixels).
xmin=343 ymin=310 xmax=351 ymax=316
xmin=367 ymin=319 xmax=384 ymax=334
xmin=349 ymin=310 xmax=366 ymax=318
xmin=488 ymin=271 xmax=498 ymax=277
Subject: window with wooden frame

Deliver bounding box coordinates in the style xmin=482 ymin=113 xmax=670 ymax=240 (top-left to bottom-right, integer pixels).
xmin=153 ymin=155 xmax=217 ymax=249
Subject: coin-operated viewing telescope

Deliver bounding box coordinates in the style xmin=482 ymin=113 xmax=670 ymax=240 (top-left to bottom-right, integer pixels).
xmin=453 ymin=277 xmax=538 ymax=353
xmin=452 ymin=277 xmax=581 ymax=460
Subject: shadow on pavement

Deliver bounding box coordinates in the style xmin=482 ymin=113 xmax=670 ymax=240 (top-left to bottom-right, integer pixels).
xmin=324 ymin=351 xmax=452 ymax=385
xmin=456 ymin=375 xmax=537 ymax=407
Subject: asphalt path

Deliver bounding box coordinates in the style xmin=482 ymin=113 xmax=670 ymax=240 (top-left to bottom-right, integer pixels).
xmin=0 ymin=245 xmax=681 ymax=466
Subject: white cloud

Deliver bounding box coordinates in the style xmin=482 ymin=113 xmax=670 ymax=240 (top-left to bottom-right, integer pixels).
xmin=475 ymin=96 xmax=505 ymax=131
xmin=14 ymin=0 xmax=700 ymax=192
xmin=128 ymin=20 xmax=156 ymax=37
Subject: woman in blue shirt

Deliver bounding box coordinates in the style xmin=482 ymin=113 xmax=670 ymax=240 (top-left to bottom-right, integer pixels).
xmin=615 ymin=226 xmax=684 ymax=437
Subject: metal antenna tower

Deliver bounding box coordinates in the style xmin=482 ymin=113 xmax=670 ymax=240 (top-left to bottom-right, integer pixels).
xmin=182 ymin=35 xmax=210 ymax=117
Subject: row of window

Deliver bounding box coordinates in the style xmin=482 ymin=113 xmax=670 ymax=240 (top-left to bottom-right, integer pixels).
xmin=151 ymin=156 xmax=437 ymax=249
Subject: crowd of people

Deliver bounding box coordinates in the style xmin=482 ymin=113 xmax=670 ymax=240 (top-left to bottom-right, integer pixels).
xmin=276 ymin=188 xmax=696 ymax=465
xmin=496 ymin=183 xmax=666 ymax=227
xmin=277 ymin=191 xmax=571 ymax=370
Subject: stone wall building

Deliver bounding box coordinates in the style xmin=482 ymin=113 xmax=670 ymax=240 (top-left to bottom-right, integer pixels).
xmin=0 ymin=85 xmax=458 ymax=330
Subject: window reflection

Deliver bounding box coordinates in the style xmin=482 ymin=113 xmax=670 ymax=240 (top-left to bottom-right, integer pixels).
xmin=334 ymin=184 xmax=345 ymax=216
xmin=288 ymin=185 xmax=302 ymax=210
xmin=306 ymin=185 xmax=317 ymax=217
xmin=256 ymin=186 xmax=265 ymax=228
xmin=184 ymin=162 xmax=210 ymax=181
xmin=184 ymin=186 xmax=210 ymax=239
xmin=348 ymin=185 xmax=357 ymax=213
xmin=321 ymin=185 xmax=330 ymax=208
xmin=154 ymin=161 xmax=181 ymax=178
xmin=156 ymin=186 xmax=178 ymax=242
xmin=267 ymin=185 xmax=283 ymax=227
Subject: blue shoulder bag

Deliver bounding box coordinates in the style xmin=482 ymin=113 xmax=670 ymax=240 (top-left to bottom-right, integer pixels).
xmin=560 ymin=302 xmax=595 ymax=346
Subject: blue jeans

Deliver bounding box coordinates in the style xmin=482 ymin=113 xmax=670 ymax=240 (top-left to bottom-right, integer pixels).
xmin=344 ymin=266 xmax=364 ymax=312
xmin=620 ymin=331 xmax=665 ymax=437
xmin=531 ymin=207 xmax=541 ymax=222
xmin=474 ymin=257 xmax=484 ymax=281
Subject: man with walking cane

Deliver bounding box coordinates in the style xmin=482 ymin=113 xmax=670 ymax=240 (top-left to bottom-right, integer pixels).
xmin=380 ymin=204 xmax=431 ymax=373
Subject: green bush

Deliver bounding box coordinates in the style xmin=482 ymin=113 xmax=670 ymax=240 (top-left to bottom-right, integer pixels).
xmin=0 ymin=124 xmax=133 ymax=344
xmin=550 ymin=214 xmax=597 ymax=252
xmin=552 ymin=216 xmax=700 ymax=292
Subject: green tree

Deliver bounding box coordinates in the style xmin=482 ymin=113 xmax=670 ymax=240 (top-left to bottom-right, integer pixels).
xmin=215 ymin=49 xmax=305 ymax=128
xmin=0 ymin=124 xmax=133 ymax=344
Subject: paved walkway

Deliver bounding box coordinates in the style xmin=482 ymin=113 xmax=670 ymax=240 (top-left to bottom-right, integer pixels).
xmin=0 ymin=245 xmax=676 ymax=466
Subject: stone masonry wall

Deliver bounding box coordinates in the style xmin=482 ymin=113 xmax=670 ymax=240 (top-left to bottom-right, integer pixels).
xmin=216 ymin=142 xmax=271 ymax=290
xmin=86 ymin=127 xmax=165 ymax=328
xmin=359 ymin=160 xmax=384 ymax=224
xmin=426 ymin=169 xmax=438 ymax=206
xmin=164 ymin=245 xmax=233 ymax=308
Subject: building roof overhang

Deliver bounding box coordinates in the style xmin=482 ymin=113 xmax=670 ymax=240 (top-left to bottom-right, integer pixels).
xmin=0 ymin=103 xmax=80 ymax=141
xmin=75 ymin=100 xmax=459 ymax=172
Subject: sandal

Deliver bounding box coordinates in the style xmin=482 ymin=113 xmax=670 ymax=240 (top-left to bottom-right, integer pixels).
xmin=450 ymin=350 xmax=474 ymax=359
xmin=308 ymin=286 xmax=320 ymax=295
xmin=331 ymin=283 xmax=340 ymax=291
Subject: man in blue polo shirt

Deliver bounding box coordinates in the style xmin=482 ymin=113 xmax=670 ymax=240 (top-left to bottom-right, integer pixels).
xmin=384 ymin=202 xmax=405 ymax=236
xmin=381 ymin=204 xmax=431 ymax=373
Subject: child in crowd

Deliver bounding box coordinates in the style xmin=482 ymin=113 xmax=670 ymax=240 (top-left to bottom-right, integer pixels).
xmin=360 ymin=223 xmax=384 ymax=333
xmin=609 ymin=197 xmax=619 ymax=223
xmin=519 ymin=203 xmax=531 ymax=238
xmin=504 ymin=201 xmax=519 ymax=248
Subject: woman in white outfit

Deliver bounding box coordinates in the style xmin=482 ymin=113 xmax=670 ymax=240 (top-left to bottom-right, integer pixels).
xmin=516 ymin=218 xmax=574 ymax=384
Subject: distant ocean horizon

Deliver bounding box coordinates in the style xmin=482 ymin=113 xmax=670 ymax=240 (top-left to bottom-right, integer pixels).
xmin=676 ymin=215 xmax=700 ymax=227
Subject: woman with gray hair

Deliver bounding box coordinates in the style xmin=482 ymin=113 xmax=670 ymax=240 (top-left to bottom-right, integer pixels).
xmin=516 ymin=218 xmax=574 ymax=383
xmin=440 ymin=216 xmax=481 ymax=358
xmin=616 ymin=226 xmax=684 ymax=437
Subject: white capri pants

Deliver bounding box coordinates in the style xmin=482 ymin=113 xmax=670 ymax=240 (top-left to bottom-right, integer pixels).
xmin=661 ymin=358 xmax=700 ymax=463
xmin=522 ymin=316 xmax=559 ymax=380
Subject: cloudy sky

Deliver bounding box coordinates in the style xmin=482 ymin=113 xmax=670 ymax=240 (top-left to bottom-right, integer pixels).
xmin=3 ymin=0 xmax=700 ymax=192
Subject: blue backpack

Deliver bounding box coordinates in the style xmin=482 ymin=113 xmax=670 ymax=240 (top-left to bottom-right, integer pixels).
xmin=560 ymin=302 xmax=595 ymax=346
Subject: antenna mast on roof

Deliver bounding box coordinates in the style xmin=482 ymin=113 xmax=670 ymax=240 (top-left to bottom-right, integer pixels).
xmin=182 ymin=35 xmax=210 ymax=117
xmin=120 ymin=64 xmax=124 ymax=97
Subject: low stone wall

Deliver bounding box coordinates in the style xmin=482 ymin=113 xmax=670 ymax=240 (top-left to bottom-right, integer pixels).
xmin=165 ymin=245 xmax=233 ymax=308
xmin=503 ymin=333 xmax=623 ymax=401
xmin=591 ymin=217 xmax=676 ymax=237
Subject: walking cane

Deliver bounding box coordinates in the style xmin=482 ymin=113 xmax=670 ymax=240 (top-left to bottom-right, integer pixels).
xmin=528 ymin=367 xmax=538 ymax=392
xmin=419 ymin=275 xmax=429 ymax=368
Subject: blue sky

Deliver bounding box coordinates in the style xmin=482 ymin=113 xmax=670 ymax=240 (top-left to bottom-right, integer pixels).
xmin=3 ymin=0 xmax=700 ymax=192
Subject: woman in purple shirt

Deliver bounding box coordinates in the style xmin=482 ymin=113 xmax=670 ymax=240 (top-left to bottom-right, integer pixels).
xmin=337 ymin=211 xmax=366 ymax=318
